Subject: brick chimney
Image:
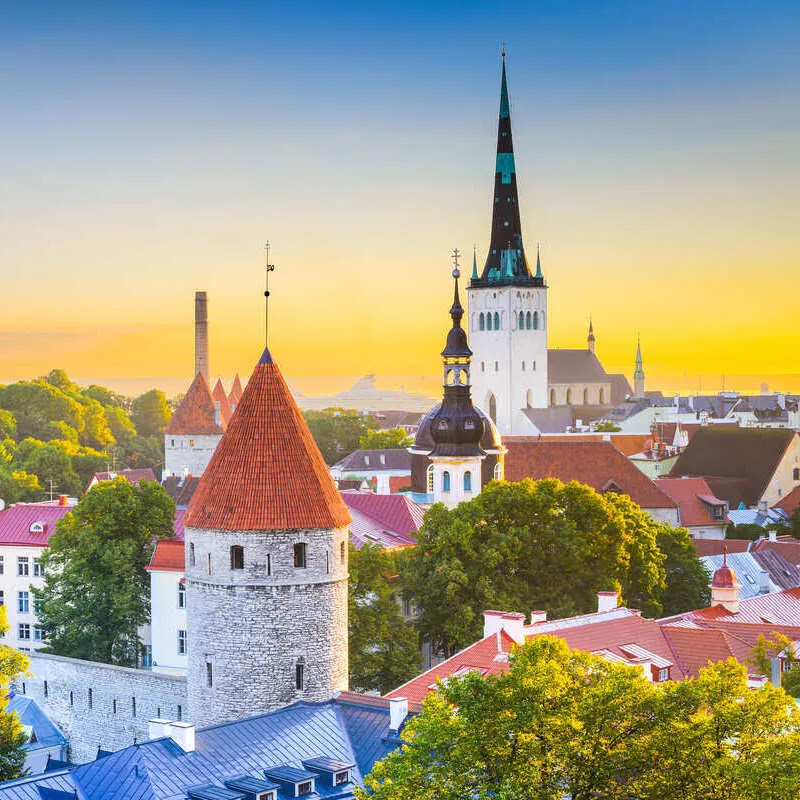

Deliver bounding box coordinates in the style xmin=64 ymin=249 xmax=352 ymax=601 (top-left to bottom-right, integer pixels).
xmin=194 ymin=291 xmax=209 ymax=381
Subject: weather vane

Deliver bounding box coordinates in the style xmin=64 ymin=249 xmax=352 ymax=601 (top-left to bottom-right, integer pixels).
xmin=451 ymin=247 xmax=461 ymax=278
xmin=264 ymin=241 xmax=276 ymax=346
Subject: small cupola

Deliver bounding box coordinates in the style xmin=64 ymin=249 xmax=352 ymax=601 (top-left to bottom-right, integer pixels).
xmin=263 ymin=766 xmax=317 ymax=798
xmin=301 ymin=757 xmax=355 ymax=788
xmin=711 ymin=549 xmax=740 ymax=613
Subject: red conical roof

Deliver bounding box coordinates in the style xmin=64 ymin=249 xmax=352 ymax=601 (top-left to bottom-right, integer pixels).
xmin=212 ymin=378 xmax=233 ymax=426
xmin=184 ymin=348 xmax=351 ymax=531
xmin=165 ymin=373 xmax=225 ymax=435
xmin=229 ymin=373 xmax=244 ymax=407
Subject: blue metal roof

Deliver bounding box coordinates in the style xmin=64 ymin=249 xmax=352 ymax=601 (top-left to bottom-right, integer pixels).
xmin=224 ymin=775 xmax=279 ymax=794
xmin=700 ymin=552 xmax=776 ymax=598
xmin=187 ymin=786 xmax=245 ymax=800
xmin=7 ymin=696 xmax=67 ymax=754
xmin=0 ymin=697 xmax=399 ymax=800
xmin=263 ymin=766 xmax=316 ymax=783
xmin=301 ymin=758 xmax=353 ymax=774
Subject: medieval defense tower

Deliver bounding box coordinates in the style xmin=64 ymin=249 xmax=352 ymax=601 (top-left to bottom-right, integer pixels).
xmin=182 ymin=346 xmax=351 ymax=728
xmin=467 ymin=53 xmax=549 ymax=435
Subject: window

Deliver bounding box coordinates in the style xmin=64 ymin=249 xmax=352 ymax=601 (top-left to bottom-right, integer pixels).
xmin=442 ymin=471 xmax=451 ymax=493
xmin=464 ymin=471 xmax=472 ymax=492
xmin=657 ymin=667 xmax=669 ymax=682
xmin=340 ymin=541 xmax=346 ymax=565
xmin=481 ymin=361 xmax=485 ymax=372
xmin=266 ymin=553 xmax=272 ymax=576
xmin=0 ymin=590 xmax=4 ymax=606
xmin=206 ymin=661 xmax=213 ymax=688
xmin=207 ymin=553 xmax=212 ymax=575
xmin=402 ymin=597 xmax=412 ymax=617
xmin=294 ymin=543 xmax=307 ymax=569
xmin=426 ymin=463 xmax=434 ymax=494
xmin=177 ymin=630 xmax=187 ymax=655
xmin=518 ymin=311 xmax=524 ymax=329
xmin=189 ymin=543 xmax=196 ymax=567
xmin=334 ymin=770 xmax=350 ymax=786
xmin=17 ymin=557 xmax=29 ymax=577
xmin=18 ymin=592 xmax=29 ymax=613
xmin=521 ymin=360 xmax=525 ymax=371
xmin=189 ymin=439 xmax=195 ymax=447
xmin=494 ymin=361 xmax=499 ymax=371
xmin=566 ymin=389 xmax=573 ymax=405
xmin=33 ymin=596 xmax=42 ymax=614
xmin=794 ymin=467 xmax=800 ymax=481
xmin=494 ymin=462 xmax=504 ymax=481
xmin=33 ymin=559 xmax=44 ymax=577
xmin=296 ymin=659 xmax=305 ymax=691
xmin=525 ymin=311 xmax=531 ymax=329
xmin=177 ymin=582 xmax=186 ymax=608
xmin=486 ymin=312 xmax=492 ymax=331
xmin=583 ymin=388 xmax=589 ymax=405
xmin=21 ymin=682 xmax=26 ymax=694
xmin=599 ymin=388 xmax=605 ymax=404
xmin=69 ymin=691 xmax=73 ymax=707
xmin=88 ymin=689 xmax=93 ymax=709
xmin=326 ymin=550 xmax=330 ymax=574
xmin=479 ymin=312 xmax=485 ymax=330
xmin=297 ymin=781 xmax=313 ymax=797
xmin=533 ymin=311 xmax=539 ymax=330
xmin=132 ymin=697 xmax=136 ymax=717
xmin=18 ymin=624 xmax=30 ymax=640
xmin=0 ymin=555 xmax=3 ymax=574
xmin=177 ymin=705 xmax=182 ymax=721
xmin=44 ymin=680 xmax=48 ymax=697
xmin=230 ymin=545 xmax=244 ymax=570
xmin=494 ymin=311 xmax=500 ymax=330
xmin=112 ymin=699 xmax=117 ymax=714
xmin=33 ymin=626 xmax=43 ymax=641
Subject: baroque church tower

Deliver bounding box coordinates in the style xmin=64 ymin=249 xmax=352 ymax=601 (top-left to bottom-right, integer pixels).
xmin=467 ymin=53 xmax=548 ymax=435
xmin=182 ymin=346 xmax=351 ymax=728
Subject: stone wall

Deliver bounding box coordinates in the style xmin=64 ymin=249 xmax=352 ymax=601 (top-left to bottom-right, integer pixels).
xmin=21 ymin=652 xmax=187 ymax=764
xmin=185 ymin=525 xmax=349 ymax=728
xmin=164 ymin=433 xmax=221 ymax=478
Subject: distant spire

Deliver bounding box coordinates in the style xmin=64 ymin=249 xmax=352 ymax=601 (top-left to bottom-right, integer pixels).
xmin=534 ymin=243 xmax=543 ymax=279
xmin=634 ymin=334 xmax=645 ymax=397
xmin=587 ymin=315 xmax=596 ymax=353
xmin=442 ymin=249 xmax=470 ymax=359
xmin=472 ymin=244 xmax=478 ymax=280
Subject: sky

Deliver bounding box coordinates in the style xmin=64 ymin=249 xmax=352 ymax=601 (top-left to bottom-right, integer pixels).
xmin=2 ymin=1 xmax=799 ymax=398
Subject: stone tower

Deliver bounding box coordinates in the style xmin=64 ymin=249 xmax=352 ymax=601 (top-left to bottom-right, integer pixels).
xmin=634 ymin=337 xmax=645 ymax=398
xmin=182 ymin=347 xmax=351 ymax=728
xmin=427 ymin=261 xmax=488 ymax=509
xmin=194 ymin=291 xmax=209 ymax=382
xmin=467 ymin=53 xmax=548 ymax=434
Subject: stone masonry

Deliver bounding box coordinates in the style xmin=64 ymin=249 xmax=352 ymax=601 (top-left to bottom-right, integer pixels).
xmin=21 ymin=652 xmax=187 ymax=764
xmin=185 ymin=525 xmax=349 ymax=728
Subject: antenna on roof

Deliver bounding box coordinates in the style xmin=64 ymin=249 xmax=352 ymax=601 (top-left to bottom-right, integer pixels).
xmin=264 ymin=241 xmax=276 ymax=346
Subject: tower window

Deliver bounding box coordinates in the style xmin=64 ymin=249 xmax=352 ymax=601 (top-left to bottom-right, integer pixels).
xmin=296 ymin=658 xmax=305 ymax=691
xmin=518 ymin=311 xmax=524 ymax=329
xmin=112 ymin=699 xmax=117 ymax=714
xmin=206 ymin=661 xmax=213 ymax=688
xmin=495 ymin=361 xmax=499 ymax=371
xmin=426 ymin=464 xmax=434 ymax=494
xmin=486 ymin=313 xmax=492 ymax=331
xmin=522 ymin=361 xmax=525 ymax=371
xmin=525 ymin=311 xmax=532 ymax=330
xmin=550 ymin=388 xmax=556 ymax=406
xmin=533 ymin=311 xmax=539 ymax=330
xmin=69 ymin=691 xmax=73 ymax=707
xmin=479 ymin=312 xmax=485 ymax=331
xmin=189 ymin=543 xmax=195 ymax=567
xmin=230 ymin=545 xmax=244 ymax=570
xmin=464 ymin=471 xmax=472 ymax=492
xmin=132 ymin=697 xmax=136 ymax=717
xmin=442 ymin=471 xmax=451 ymax=493
xmin=177 ymin=582 xmax=186 ymax=608
xmin=207 ymin=553 xmax=212 ymax=575
xmin=494 ymin=311 xmax=500 ymax=330
xmin=566 ymin=389 xmax=573 ymax=405
xmin=599 ymin=388 xmax=605 ymax=404
xmin=340 ymin=541 xmax=346 ymax=565
xmin=44 ymin=680 xmax=48 ymax=697
xmin=533 ymin=360 xmax=536 ymax=371
xmin=178 ymin=629 xmax=187 ymax=655
xmin=266 ymin=553 xmax=272 ymax=576
xmin=294 ymin=543 xmax=307 ymax=569
xmin=177 ymin=705 xmax=182 ymax=721
xmin=88 ymin=689 xmax=93 ymax=709
xmin=481 ymin=361 xmax=485 ymax=372
xmin=494 ymin=463 xmax=504 ymax=481
xmin=583 ymin=388 xmax=589 ymax=405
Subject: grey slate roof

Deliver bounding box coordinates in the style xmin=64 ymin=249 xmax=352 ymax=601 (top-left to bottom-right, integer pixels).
xmin=521 ymin=407 xmax=575 ymax=434
xmin=751 ymin=549 xmax=800 ymax=590
xmin=547 ymin=349 xmax=609 ymax=384
xmin=331 ymin=449 xmax=411 ymax=473
xmin=700 ymin=553 xmax=777 ymax=599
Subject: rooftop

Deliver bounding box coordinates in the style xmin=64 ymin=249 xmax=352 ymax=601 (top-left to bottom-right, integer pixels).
xmin=165 ymin=373 xmax=225 ymax=436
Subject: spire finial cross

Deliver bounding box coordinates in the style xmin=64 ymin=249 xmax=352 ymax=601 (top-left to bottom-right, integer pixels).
xmin=451 ymin=247 xmax=461 ymax=278
xmin=501 ymin=42 xmax=507 ymax=59
xmin=264 ymin=241 xmax=276 ymax=346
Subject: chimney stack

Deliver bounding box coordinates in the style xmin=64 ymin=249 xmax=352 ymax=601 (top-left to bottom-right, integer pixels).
xmin=389 ymin=697 xmax=408 ymax=732
xmin=597 ymin=591 xmax=618 ymax=613
xmin=195 ymin=291 xmax=209 ymax=381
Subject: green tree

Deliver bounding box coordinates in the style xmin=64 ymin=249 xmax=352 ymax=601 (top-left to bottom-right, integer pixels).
xmin=118 ymin=435 xmax=164 ymax=472
xmin=0 ymin=411 xmax=16 ymax=441
xmin=595 ymin=421 xmax=622 ymax=432
xmin=727 ymin=522 xmax=767 ymax=541
xmin=362 ymin=637 xmax=800 ymax=800
xmin=349 ymin=544 xmax=420 ymax=694
xmin=400 ymin=479 xmax=670 ymax=656
xmin=79 ymin=398 xmax=114 ymax=450
xmin=35 ymin=478 xmax=175 ymax=665
xmin=0 ymin=380 xmax=83 ymax=442
xmin=21 ymin=441 xmax=82 ymax=497
xmin=104 ymin=405 xmax=136 ymax=447
xmin=0 ymin=467 xmax=41 ymax=505
xmin=84 ymin=384 xmax=127 ymax=409
xmin=655 ymin=525 xmax=711 ymax=615
xmin=0 ymin=606 xmax=31 ymax=781
xmin=130 ymin=389 xmax=171 ymax=437
xmin=303 ymin=409 xmax=374 ymax=465
xmin=359 ymin=427 xmax=413 ymax=450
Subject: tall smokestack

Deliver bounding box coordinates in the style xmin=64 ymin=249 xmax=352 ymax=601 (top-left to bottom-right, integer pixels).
xmin=194 ymin=291 xmax=209 ymax=380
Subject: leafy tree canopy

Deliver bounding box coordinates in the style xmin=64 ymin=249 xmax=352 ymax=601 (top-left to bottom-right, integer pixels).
xmin=131 ymin=389 xmax=171 ymax=438
xmin=595 ymin=421 xmax=622 ymax=432
xmin=303 ymin=408 xmax=376 ymax=465
xmin=359 ymin=427 xmax=414 ymax=450
xmin=0 ymin=606 xmax=31 ymax=781
xmin=362 ymin=636 xmax=800 ymax=800
xmin=399 ymin=479 xmax=708 ymax=656
xmin=349 ymin=543 xmax=420 ymax=694
xmin=35 ymin=477 xmax=175 ymax=666
xmin=0 ymin=411 xmax=16 ymax=441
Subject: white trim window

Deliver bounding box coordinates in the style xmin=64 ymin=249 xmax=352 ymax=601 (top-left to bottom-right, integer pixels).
xmin=177 ymin=629 xmax=187 ymax=655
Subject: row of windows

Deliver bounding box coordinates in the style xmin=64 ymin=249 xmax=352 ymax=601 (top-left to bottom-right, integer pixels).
xmin=475 ymin=311 xmax=543 ymax=332
xmin=188 ymin=542 xmax=346 ymax=575
xmin=14 ymin=591 xmax=43 ymax=614
xmin=17 ymin=624 xmax=43 ymax=641
xmin=479 ymin=360 xmax=537 ymax=373
xmin=549 ymin=387 xmax=606 ymax=406
xmin=0 ymin=556 xmax=44 ymax=577
xmin=426 ymin=464 xmax=503 ymax=494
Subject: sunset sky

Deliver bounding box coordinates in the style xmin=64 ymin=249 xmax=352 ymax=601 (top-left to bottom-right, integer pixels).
xmin=2 ymin=1 xmax=799 ymax=398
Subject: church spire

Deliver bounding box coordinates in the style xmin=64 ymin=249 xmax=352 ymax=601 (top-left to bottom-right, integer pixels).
xmin=587 ymin=316 xmax=596 ymax=353
xmin=634 ymin=335 xmax=646 ymax=397
xmin=473 ymin=52 xmax=540 ymax=287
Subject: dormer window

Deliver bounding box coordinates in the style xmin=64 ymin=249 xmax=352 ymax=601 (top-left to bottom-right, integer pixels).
xmin=334 ymin=771 xmax=350 ymax=786
xmin=297 ymin=781 xmax=313 ymax=796
xmin=380 ymin=454 xmax=386 ymax=465
xmin=364 ymin=455 xmax=370 ymax=465
xmin=29 ymin=521 xmax=46 ymax=535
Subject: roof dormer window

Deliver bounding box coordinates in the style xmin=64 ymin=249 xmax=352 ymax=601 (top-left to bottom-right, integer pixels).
xmin=29 ymin=521 xmax=46 ymax=535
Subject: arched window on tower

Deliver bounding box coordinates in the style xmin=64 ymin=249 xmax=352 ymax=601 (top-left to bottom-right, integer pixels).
xmin=599 ymin=388 xmax=605 ymax=404
xmin=230 ymin=545 xmax=244 ymax=570
xmin=295 ymin=657 xmax=305 ymax=691
xmin=426 ymin=463 xmax=434 ymax=494
xmin=526 ymin=389 xmax=533 ymax=407
xmin=494 ymin=462 xmax=503 ymax=481
xmin=464 ymin=471 xmax=472 ymax=492
xmin=533 ymin=311 xmax=539 ymax=330
xmin=442 ymin=471 xmax=451 ymax=493
xmin=294 ymin=542 xmax=307 ymax=569
xmin=583 ymin=388 xmax=589 ymax=405
xmin=525 ymin=311 xmax=532 ymax=329
xmin=566 ymin=389 xmax=573 ymax=405
xmin=479 ymin=312 xmax=485 ymax=331
xmin=486 ymin=313 xmax=492 ymax=331
xmin=550 ymin=388 xmax=556 ymax=406
xmin=518 ymin=311 xmax=525 ymax=329
xmin=488 ymin=393 xmax=497 ymax=422
xmin=494 ymin=311 xmax=500 ymax=330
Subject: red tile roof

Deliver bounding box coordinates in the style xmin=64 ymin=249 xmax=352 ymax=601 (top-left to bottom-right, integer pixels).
xmin=229 ymin=373 xmax=244 ymax=408
xmin=661 ymin=626 xmax=753 ymax=678
xmin=0 ymin=500 xmax=76 ymax=546
xmin=655 ymin=477 xmax=728 ymax=528
xmin=691 ymin=538 xmax=750 ymax=557
xmin=503 ymin=439 xmax=677 ymax=509
xmin=184 ymin=348 xmax=351 ymax=531
xmin=751 ymin=537 xmax=800 ymax=567
xmin=161 ymin=475 xmax=201 ymax=507
xmin=165 ymin=373 xmax=225 ymax=436
xmin=147 ymin=539 xmax=185 ymax=572
xmin=212 ymin=378 xmax=233 ymax=426
xmin=775 ymin=484 xmax=800 ymax=515
xmin=341 ymin=491 xmax=424 ymax=550
xmin=675 ymin=585 xmax=800 ymax=628
xmin=529 ymin=434 xmax=650 ymax=457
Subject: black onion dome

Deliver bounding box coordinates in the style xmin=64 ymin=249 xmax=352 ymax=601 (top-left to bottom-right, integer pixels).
xmin=429 ymin=386 xmax=484 ymax=457
xmin=415 ymin=402 xmax=502 ymax=452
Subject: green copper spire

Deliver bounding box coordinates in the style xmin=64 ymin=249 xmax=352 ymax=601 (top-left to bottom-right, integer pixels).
xmin=634 ymin=336 xmax=645 ymax=380
xmin=472 ymin=245 xmax=478 ymax=280
xmin=534 ymin=243 xmax=543 ymax=279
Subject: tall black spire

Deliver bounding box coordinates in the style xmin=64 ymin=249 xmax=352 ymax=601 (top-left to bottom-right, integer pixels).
xmin=472 ymin=52 xmax=542 ymax=287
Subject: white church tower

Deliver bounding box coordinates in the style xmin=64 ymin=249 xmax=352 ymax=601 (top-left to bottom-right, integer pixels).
xmin=468 ymin=53 xmax=548 ymax=436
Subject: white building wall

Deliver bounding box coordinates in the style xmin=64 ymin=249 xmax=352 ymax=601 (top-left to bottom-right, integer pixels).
xmin=468 ymin=284 xmax=548 ymax=435
xmin=645 ymin=507 xmax=680 ymax=526
xmin=431 ymin=457 xmax=483 ymax=509
xmin=0 ymin=544 xmax=48 ymax=653
xmin=761 ymin=435 xmax=800 ymax=506
xmin=164 ymin=434 xmax=221 ymax=478
xmin=149 ymin=570 xmax=187 ymax=674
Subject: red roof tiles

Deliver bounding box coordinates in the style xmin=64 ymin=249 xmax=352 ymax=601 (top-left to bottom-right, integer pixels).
xmin=229 ymin=373 xmax=244 ymax=408
xmin=147 ymin=539 xmax=185 ymax=572
xmin=775 ymin=484 xmax=800 ymax=515
xmin=341 ymin=491 xmax=424 ymax=550
xmin=655 ymin=477 xmax=728 ymax=528
xmin=184 ymin=348 xmax=351 ymax=532
xmin=503 ymin=439 xmax=677 ymax=510
xmin=212 ymin=378 xmax=233 ymax=426
xmin=165 ymin=373 xmax=225 ymax=436
xmin=0 ymin=500 xmax=76 ymax=546
xmin=691 ymin=538 xmax=750 ymax=557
